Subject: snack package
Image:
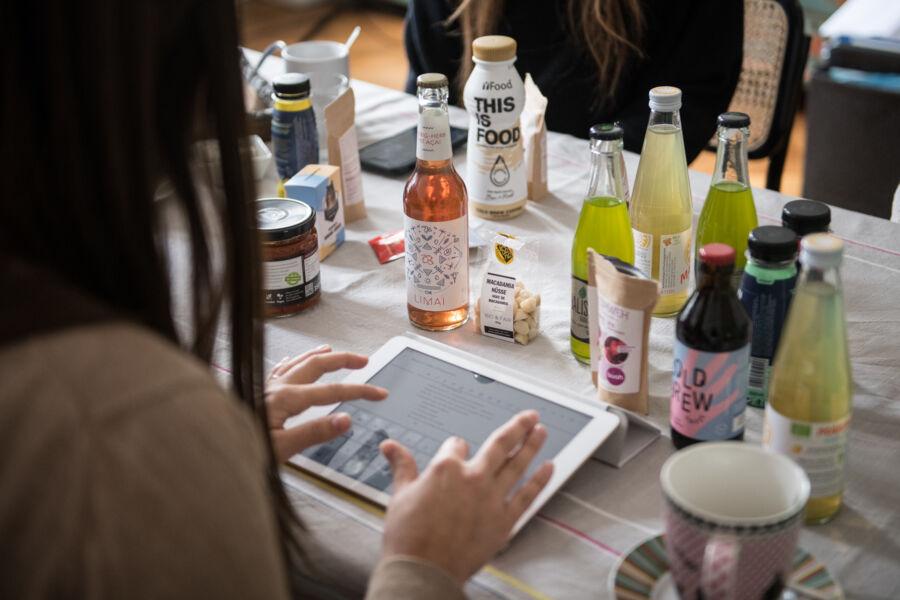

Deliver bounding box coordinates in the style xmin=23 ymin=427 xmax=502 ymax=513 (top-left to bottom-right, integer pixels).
xmin=369 ymin=230 xmax=405 ymax=264
xmin=522 ymin=74 xmax=548 ymax=202
xmin=324 ymin=87 xmax=366 ymax=223
xmin=474 ymin=230 xmax=541 ymax=345
xmin=284 ymin=164 xmax=345 ymax=260
xmin=587 ymin=250 xmax=659 ymax=414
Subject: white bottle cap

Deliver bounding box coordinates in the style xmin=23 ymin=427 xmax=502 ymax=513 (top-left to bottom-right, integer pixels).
xmin=648 ymin=86 xmax=682 ymax=111
xmin=800 ymin=233 xmax=843 ymax=269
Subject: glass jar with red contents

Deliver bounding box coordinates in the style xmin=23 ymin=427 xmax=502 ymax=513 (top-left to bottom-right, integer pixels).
xmin=257 ymin=197 xmax=320 ymax=317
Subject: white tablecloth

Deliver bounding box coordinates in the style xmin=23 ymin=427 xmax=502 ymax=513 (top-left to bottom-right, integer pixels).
xmin=235 ymin=53 xmax=900 ymax=598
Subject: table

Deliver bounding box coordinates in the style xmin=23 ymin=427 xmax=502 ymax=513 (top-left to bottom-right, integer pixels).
xmin=239 ymin=55 xmax=900 ymax=599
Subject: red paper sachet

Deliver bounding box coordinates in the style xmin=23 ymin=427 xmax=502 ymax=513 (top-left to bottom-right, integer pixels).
xmin=369 ymin=230 xmax=405 ymax=264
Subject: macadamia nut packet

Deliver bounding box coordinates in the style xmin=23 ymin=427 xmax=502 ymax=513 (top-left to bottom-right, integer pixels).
xmin=474 ymin=230 xmax=541 ymax=345
xmin=587 ymin=250 xmax=659 ymax=414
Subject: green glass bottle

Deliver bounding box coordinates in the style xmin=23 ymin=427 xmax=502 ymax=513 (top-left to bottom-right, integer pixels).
xmin=571 ymin=124 xmax=634 ymax=363
xmin=696 ymin=112 xmax=758 ymax=287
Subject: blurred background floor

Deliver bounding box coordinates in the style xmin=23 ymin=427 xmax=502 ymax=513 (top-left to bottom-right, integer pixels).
xmin=238 ymin=0 xmax=806 ymax=196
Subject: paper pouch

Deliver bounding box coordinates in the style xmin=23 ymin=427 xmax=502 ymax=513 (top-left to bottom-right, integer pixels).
xmin=325 ymin=87 xmax=366 ymax=222
xmin=588 ymin=250 xmax=659 ymax=414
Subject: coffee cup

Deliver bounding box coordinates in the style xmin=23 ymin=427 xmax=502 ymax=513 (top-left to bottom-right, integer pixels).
xmin=282 ymin=41 xmax=349 ymax=90
xmin=660 ymin=442 xmax=810 ymax=600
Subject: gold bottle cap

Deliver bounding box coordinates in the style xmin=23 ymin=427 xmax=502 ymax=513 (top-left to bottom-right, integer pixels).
xmin=417 ymin=73 xmax=449 ymax=89
xmin=472 ymin=35 xmax=517 ymax=62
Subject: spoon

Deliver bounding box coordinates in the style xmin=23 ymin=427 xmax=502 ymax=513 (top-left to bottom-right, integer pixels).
xmin=344 ymin=26 xmax=361 ymax=51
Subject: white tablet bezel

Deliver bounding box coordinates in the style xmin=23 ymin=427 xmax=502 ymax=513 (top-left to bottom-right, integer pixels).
xmin=287 ymin=335 xmax=619 ymax=535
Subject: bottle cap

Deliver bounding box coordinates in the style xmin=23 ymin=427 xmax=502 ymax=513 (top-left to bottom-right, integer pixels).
xmin=648 ymin=86 xmax=682 ymax=111
xmin=589 ymin=123 xmax=624 ymax=141
xmin=718 ymin=112 xmax=751 ymax=129
xmin=472 ymin=35 xmax=517 ymax=62
xmin=800 ymin=233 xmax=843 ymax=269
xmin=272 ymin=73 xmax=311 ymax=98
xmin=747 ymin=226 xmax=798 ymax=263
xmin=416 ymin=73 xmax=448 ymax=89
xmin=781 ymin=200 xmax=831 ymax=237
xmin=699 ymin=243 xmax=736 ymax=267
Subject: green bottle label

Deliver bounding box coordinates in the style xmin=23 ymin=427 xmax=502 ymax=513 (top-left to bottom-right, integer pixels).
xmin=571 ymin=276 xmax=589 ymax=343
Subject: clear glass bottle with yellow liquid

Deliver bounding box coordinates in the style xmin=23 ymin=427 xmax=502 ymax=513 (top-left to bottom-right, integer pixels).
xmin=763 ymin=234 xmax=852 ymax=524
xmin=571 ymin=124 xmax=633 ymax=363
xmin=629 ymin=86 xmax=693 ymax=316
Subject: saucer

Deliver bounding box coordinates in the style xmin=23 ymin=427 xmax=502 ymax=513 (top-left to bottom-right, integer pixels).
xmin=609 ymin=534 xmax=843 ymax=599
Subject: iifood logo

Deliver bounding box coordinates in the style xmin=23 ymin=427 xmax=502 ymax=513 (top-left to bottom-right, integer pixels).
xmin=482 ymin=79 xmax=513 ymax=91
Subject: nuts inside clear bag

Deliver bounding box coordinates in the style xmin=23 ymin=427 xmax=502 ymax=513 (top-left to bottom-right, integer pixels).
xmin=473 ymin=229 xmax=541 ymax=345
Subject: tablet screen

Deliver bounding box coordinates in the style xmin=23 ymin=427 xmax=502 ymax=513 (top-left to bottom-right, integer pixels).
xmin=302 ymin=348 xmax=591 ymax=492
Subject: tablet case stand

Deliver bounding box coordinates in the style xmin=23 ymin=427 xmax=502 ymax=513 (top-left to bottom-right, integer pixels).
xmin=403 ymin=333 xmax=660 ymax=469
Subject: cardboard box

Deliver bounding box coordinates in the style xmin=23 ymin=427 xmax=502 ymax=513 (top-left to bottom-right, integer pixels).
xmin=285 ymin=164 xmax=345 ymax=260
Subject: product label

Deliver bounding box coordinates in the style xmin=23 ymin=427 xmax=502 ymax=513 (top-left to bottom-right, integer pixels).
xmin=632 ymin=229 xmax=653 ymax=279
xmin=463 ymin=64 xmax=526 ymax=208
xmin=571 ymin=276 xmax=590 ymax=344
xmin=263 ymin=250 xmax=320 ymax=307
xmin=632 ymin=229 xmax=691 ymax=296
xmin=338 ymin=126 xmax=364 ymax=207
xmin=416 ymin=109 xmax=452 ymax=161
xmin=594 ymin=295 xmax=644 ymax=394
xmin=739 ymin=271 xmax=797 ymax=407
xmin=272 ymin=104 xmax=318 ymax=181
xmin=405 ymin=215 xmax=468 ymax=311
xmin=670 ymin=342 xmax=750 ymax=440
xmin=480 ymin=272 xmax=516 ymax=341
xmin=763 ymin=407 xmax=849 ymax=499
xmin=659 ymin=229 xmax=691 ymax=296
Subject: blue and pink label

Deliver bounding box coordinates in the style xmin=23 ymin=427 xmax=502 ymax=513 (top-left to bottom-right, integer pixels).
xmin=670 ymin=342 xmax=750 ymax=440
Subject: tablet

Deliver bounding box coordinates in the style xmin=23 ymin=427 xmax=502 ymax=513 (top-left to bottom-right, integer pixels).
xmin=287 ymin=336 xmax=619 ymax=534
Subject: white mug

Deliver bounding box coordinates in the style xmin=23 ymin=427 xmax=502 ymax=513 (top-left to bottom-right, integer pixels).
xmin=282 ymin=41 xmax=349 ymax=90
xmin=660 ymin=442 xmax=810 ymax=600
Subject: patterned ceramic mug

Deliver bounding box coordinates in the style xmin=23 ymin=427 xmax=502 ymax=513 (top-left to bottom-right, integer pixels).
xmin=660 ymin=442 xmax=810 ymax=600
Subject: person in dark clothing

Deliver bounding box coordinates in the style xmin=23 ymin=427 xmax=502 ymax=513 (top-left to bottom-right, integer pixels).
xmin=405 ymin=0 xmax=743 ymax=162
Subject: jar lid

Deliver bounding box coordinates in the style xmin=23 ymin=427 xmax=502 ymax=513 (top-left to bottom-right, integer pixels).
xmin=800 ymin=233 xmax=843 ymax=269
xmin=273 ymin=73 xmax=311 ymax=99
xmin=718 ymin=112 xmax=750 ymax=129
xmin=472 ymin=35 xmax=517 ymax=62
xmin=747 ymin=226 xmax=797 ymax=263
xmin=417 ymin=73 xmax=448 ymax=89
xmin=781 ymin=200 xmax=830 ymax=236
xmin=256 ymin=198 xmax=315 ymax=241
xmin=589 ymin=123 xmax=624 ymax=141
xmin=648 ymin=86 xmax=682 ymax=111
xmin=699 ymin=243 xmax=735 ymax=266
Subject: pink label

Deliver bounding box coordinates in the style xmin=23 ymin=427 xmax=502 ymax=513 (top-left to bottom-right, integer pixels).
xmin=670 ymin=342 xmax=750 ymax=440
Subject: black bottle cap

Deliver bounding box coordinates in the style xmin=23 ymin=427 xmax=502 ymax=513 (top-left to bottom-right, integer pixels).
xmin=782 ymin=200 xmax=831 ymax=236
xmin=589 ymin=123 xmax=624 ymax=141
xmin=718 ymin=112 xmax=751 ymax=129
xmin=747 ymin=226 xmax=798 ymax=263
xmin=273 ymin=73 xmax=311 ymax=98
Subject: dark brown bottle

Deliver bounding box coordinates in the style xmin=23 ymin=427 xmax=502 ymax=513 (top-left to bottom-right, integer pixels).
xmin=670 ymin=243 xmax=751 ymax=448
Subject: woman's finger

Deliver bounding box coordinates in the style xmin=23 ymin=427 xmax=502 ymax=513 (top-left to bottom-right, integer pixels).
xmin=272 ymin=344 xmax=332 ymax=378
xmin=507 ymin=461 xmax=554 ymax=522
xmin=281 ymin=352 xmax=370 ymax=384
xmin=473 ymin=411 xmax=539 ymax=474
xmin=281 ymin=382 xmax=388 ymax=413
xmin=272 ymin=412 xmax=351 ymax=462
xmin=496 ymin=424 xmax=547 ymax=493
xmin=432 ymin=435 xmax=469 ymax=465
xmin=381 ymin=440 xmax=419 ymax=491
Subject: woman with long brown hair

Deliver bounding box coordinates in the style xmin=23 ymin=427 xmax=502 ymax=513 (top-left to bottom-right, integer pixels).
xmin=405 ymin=0 xmax=743 ymax=162
xmin=0 ymin=0 xmax=552 ymax=598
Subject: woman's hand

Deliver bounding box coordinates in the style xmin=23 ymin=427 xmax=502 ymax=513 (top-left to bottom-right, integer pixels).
xmin=379 ymin=410 xmax=554 ymax=583
xmin=266 ymin=345 xmax=388 ymax=462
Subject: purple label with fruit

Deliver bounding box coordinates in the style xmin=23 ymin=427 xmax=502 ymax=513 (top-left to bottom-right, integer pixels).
xmin=670 ymin=343 xmax=750 ymax=440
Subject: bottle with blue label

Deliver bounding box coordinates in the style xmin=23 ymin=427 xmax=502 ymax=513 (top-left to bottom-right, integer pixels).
xmin=739 ymin=226 xmax=798 ymax=408
xmin=670 ymin=243 xmax=751 ymax=449
xmin=271 ymin=73 xmax=318 ymax=196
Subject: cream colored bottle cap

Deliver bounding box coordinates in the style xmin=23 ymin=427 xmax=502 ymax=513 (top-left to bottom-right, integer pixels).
xmin=649 ymin=86 xmax=682 ymax=111
xmin=800 ymin=233 xmax=843 ymax=269
xmin=417 ymin=73 xmax=448 ymax=89
xmin=473 ymin=35 xmax=517 ymax=62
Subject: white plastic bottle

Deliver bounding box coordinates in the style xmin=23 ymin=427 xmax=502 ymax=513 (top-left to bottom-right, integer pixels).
xmin=463 ymin=35 xmax=527 ymax=220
